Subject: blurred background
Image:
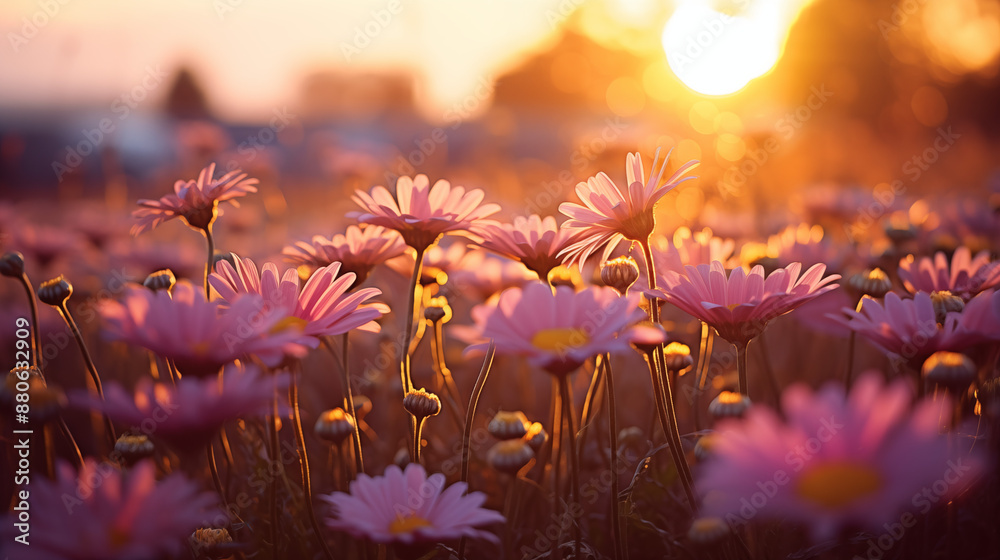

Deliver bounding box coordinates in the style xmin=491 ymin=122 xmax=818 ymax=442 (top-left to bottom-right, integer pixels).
xmin=1 ymin=0 xmax=999 ymax=244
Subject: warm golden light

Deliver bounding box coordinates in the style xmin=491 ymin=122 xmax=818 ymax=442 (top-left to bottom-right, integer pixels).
xmin=662 ymin=0 xmax=814 ymax=96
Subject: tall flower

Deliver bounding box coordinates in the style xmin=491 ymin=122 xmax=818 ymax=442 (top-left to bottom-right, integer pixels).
xmin=322 ymin=463 xmax=503 ymax=545
xmin=659 ymin=261 xmax=841 ymax=346
xmin=132 ymin=163 xmax=258 ymax=235
xmin=98 ymin=280 xmax=306 ymax=377
xmin=473 ymin=214 xmax=581 ymax=280
xmin=2 ymin=460 xmax=218 ymax=560
xmin=74 ymin=364 xmax=285 ymax=454
xmin=832 ymin=290 xmax=1000 ymax=369
xmin=698 ymin=373 xmax=984 ymax=540
xmin=898 ymin=247 xmax=1000 ymax=301
xmin=210 ymin=254 xmax=388 ymax=347
xmin=659 ymin=261 xmax=840 ymax=395
xmin=283 ymin=225 xmax=407 ymax=286
xmin=470 ymin=281 xmax=648 ymax=376
xmin=350 ymin=174 xmax=500 ymax=251
xmin=558 ymin=149 xmax=699 ymax=267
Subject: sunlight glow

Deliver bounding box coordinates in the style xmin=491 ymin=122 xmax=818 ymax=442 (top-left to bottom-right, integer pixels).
xmin=662 ymin=0 xmax=814 ymax=96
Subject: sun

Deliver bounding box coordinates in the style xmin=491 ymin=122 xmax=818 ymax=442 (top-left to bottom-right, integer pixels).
xmin=662 ymin=0 xmax=812 ymax=96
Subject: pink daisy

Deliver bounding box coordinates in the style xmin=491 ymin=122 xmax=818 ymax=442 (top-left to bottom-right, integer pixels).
xmin=447 ymin=250 xmax=537 ymax=300
xmin=658 ymin=261 xmax=841 ymax=345
xmin=473 ymin=214 xmax=581 ymax=280
xmin=470 ymin=281 xmax=649 ymax=375
xmin=322 ymin=463 xmax=504 ymax=545
xmin=132 ymin=163 xmax=258 ymax=235
xmin=282 ymin=225 xmax=407 ymax=286
xmin=98 ymin=280 xmax=307 ymax=377
xmin=349 ymin=174 xmax=500 ymax=251
xmin=698 ymin=373 xmax=984 ymax=540
xmin=2 ymin=460 xmax=218 ymax=560
xmin=832 ymin=290 xmax=1000 ymax=369
xmin=210 ymin=254 xmax=388 ymax=346
xmin=767 ymin=223 xmax=849 ymax=271
xmin=898 ymin=247 xmax=1000 ymax=301
xmin=558 ymin=149 xmax=699 ymax=267
xmin=74 ymin=364 xmax=285 ymax=454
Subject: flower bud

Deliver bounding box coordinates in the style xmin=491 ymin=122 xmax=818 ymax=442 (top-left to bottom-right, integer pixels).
xmin=314 ymin=408 xmax=356 ymax=445
xmin=189 ymin=527 xmax=234 ymax=560
xmin=848 ymin=267 xmax=892 ymax=299
xmin=0 ymin=252 xmax=25 ymax=278
xmin=3 ymin=367 xmax=66 ymax=425
xmin=487 ymin=439 xmax=534 ymax=475
xmin=114 ymin=434 xmax=155 ymax=466
xmin=488 ymin=410 xmax=530 ymax=440
xmin=403 ymin=389 xmax=441 ymax=419
xmin=930 ymin=291 xmax=964 ymax=324
xmin=688 ymin=517 xmax=730 ymax=545
xmin=922 ymin=351 xmax=976 ymax=392
xmin=424 ymin=296 xmax=452 ymax=324
xmin=884 ymin=212 xmax=916 ymax=244
xmin=524 ymin=422 xmax=548 ymax=452
xmin=694 ymin=433 xmax=717 ymax=461
xmin=708 ymin=391 xmax=751 ymax=419
xmin=548 ymin=266 xmax=581 ymax=291
xmin=143 ymin=269 xmax=176 ymax=292
xmin=37 ymin=275 xmax=73 ymax=306
xmin=601 ymin=256 xmax=640 ymax=295
xmin=663 ymin=342 xmax=694 ymax=373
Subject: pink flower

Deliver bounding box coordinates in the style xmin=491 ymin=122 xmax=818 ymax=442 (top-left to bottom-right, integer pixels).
xmin=9 ymin=224 xmax=84 ymax=269
xmin=698 ymin=373 xmax=984 ymax=540
xmin=831 ymin=290 xmax=1000 ymax=369
xmin=132 ymin=163 xmax=258 ymax=235
xmin=470 ymin=281 xmax=648 ymax=375
xmin=98 ymin=280 xmax=306 ymax=377
xmin=322 ymin=463 xmax=504 ymax=545
xmin=559 ymin=149 xmax=698 ymax=267
xmin=210 ymin=254 xmax=388 ymax=346
xmin=658 ymin=261 xmax=841 ymax=345
xmin=767 ymin=224 xmax=849 ymax=271
xmin=74 ymin=364 xmax=285 ymax=454
xmin=2 ymin=460 xmax=218 ymax=560
xmin=448 ymin=250 xmax=537 ymax=300
xmin=898 ymin=247 xmax=1000 ymax=301
xmin=473 ymin=214 xmax=580 ymax=279
xmin=283 ymin=225 xmax=407 ymax=286
xmin=349 ymin=174 xmax=500 ymax=250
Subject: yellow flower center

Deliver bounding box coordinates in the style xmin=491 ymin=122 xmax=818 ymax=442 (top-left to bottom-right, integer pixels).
xmin=389 ymin=514 xmax=432 ymax=534
xmin=270 ymin=316 xmax=308 ymax=334
xmin=795 ymin=461 xmax=883 ymax=510
xmin=531 ymin=328 xmax=590 ymax=352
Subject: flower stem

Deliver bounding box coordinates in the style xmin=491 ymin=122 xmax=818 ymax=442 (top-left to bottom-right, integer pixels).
xmin=413 ymin=416 xmax=426 ymax=464
xmin=430 ymin=320 xmax=466 ymax=434
xmin=16 ymin=273 xmax=41 ymax=368
xmin=559 ymin=376 xmax=582 ymax=560
xmin=326 ymin=334 xmax=365 ymax=477
xmin=203 ymin=225 xmax=215 ymax=300
xmin=639 ymin=238 xmax=696 ymax=511
xmin=57 ymin=301 xmax=116 ymax=443
xmin=693 ymin=323 xmax=713 ymax=432
xmin=400 ymin=246 xmax=425 ymax=395
xmin=289 ymin=369 xmax=336 ymax=560
xmin=603 ymin=354 xmax=625 ymax=560
xmin=736 ymin=341 xmax=749 ymax=397
xmin=268 ymin=389 xmax=281 ymax=559
xmin=458 ymin=339 xmax=496 ymax=560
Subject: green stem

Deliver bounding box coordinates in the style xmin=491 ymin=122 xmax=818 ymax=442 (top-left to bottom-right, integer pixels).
xmin=736 ymin=341 xmax=749 ymax=397
xmin=289 ymin=370 xmax=336 ymax=560
xmin=400 ymin=247 xmax=425 ymax=394
xmin=458 ymin=340 xmax=496 ymax=559
xmin=17 ymin=274 xmax=41 ymax=369
xmin=604 ymin=355 xmax=625 ymax=560
xmin=58 ymin=302 xmax=116 ymax=443
xmin=203 ymin=225 xmax=215 ymax=300
xmin=559 ymin=376 xmax=582 ymax=560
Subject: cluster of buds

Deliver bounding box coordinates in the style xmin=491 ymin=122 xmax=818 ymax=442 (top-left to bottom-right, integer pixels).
xmin=485 ymin=410 xmax=547 ymax=475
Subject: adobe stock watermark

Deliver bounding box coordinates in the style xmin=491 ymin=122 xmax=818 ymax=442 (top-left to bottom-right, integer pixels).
xmin=52 ymin=65 xmax=168 ymax=182
xmin=544 ymin=0 xmax=587 ymax=29
xmin=877 ymin=0 xmax=928 ymax=38
xmin=845 ymin=126 xmax=959 ymax=242
xmin=724 ymin=415 xmax=844 ymax=529
xmin=523 ymin=116 xmax=628 ymax=215
xmin=222 ymin=107 xmax=296 ymax=172
xmin=854 ymin=458 xmax=976 ymax=560
xmin=7 ymin=0 xmax=73 ymax=53
xmin=340 ymin=0 xmax=403 ymax=63
xmin=720 ymin=84 xmax=833 ymax=199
